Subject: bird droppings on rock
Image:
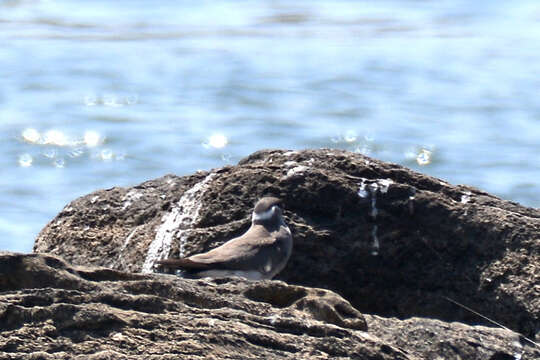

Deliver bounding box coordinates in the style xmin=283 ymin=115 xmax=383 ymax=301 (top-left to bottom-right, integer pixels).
xmin=461 ymin=191 xmax=472 ymax=204
xmin=142 ymin=172 xmax=217 ymax=273
xmin=284 ymin=165 xmax=309 ymax=179
xmin=122 ymin=189 xmax=143 ymax=210
xmin=356 ymin=178 xmax=395 ymax=256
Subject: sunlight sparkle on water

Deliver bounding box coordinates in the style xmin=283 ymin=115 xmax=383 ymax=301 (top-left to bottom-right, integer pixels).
xmin=416 ymin=149 xmax=432 ymax=166
xmin=220 ymin=153 xmax=232 ymax=162
xmin=84 ymin=130 xmax=102 ymax=147
xmin=344 ymin=130 xmax=357 ymax=143
xmin=100 ymin=149 xmax=114 ymax=161
xmin=22 ymin=128 xmax=40 ymax=143
xmin=42 ymin=148 xmax=57 ymax=159
xmin=205 ymin=134 xmax=228 ymax=149
xmin=54 ymin=158 xmax=65 ymax=168
xmin=125 ymin=95 xmax=138 ymax=105
xmin=103 ymin=94 xmax=123 ymax=108
xmin=84 ymin=95 xmax=98 ymax=106
xmin=18 ymin=154 xmax=33 ymax=167
xmin=43 ymin=130 xmax=69 ymax=146
xmin=69 ymin=148 xmax=85 ymax=158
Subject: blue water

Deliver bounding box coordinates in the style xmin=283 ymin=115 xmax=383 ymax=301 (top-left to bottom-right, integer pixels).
xmin=1 ymin=0 xmax=540 ymax=253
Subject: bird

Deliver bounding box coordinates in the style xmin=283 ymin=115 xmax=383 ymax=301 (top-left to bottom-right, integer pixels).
xmin=156 ymin=196 xmax=292 ymax=280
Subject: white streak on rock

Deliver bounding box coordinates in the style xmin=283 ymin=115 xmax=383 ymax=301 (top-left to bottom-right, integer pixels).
xmin=285 ymin=165 xmax=309 ymax=179
xmin=118 ymin=226 xmax=140 ymax=267
xmin=370 ymin=196 xmax=378 ymax=218
xmin=461 ymin=191 xmax=472 ymax=204
xmin=358 ymin=179 xmax=369 ymax=198
xmin=357 ymin=178 xmax=389 ymax=256
xmin=122 ymin=189 xmax=143 ymax=210
xmin=141 ymin=173 xmax=216 ymax=273
xmin=378 ymin=179 xmax=393 ymax=193
xmin=284 ymin=160 xmax=297 ymax=167
xmin=371 ymin=225 xmax=379 ymax=256
xmin=369 ymin=183 xmax=379 ymax=218
xmin=120 ymin=226 xmax=139 ymax=253
xmin=283 ymin=151 xmax=298 ymax=157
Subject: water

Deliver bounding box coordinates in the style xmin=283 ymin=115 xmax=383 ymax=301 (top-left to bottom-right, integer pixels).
xmin=1 ymin=0 xmax=539 ymax=253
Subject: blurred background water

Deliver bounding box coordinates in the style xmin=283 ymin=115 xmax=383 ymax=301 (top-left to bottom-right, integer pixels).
xmin=1 ymin=0 xmax=539 ymax=253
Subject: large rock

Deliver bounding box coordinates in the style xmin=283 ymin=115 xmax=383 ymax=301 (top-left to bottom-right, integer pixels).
xmin=1 ymin=252 xmax=535 ymax=359
xmin=34 ymin=149 xmax=540 ymax=345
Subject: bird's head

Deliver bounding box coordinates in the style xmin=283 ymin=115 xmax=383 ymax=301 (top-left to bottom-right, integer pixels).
xmin=251 ymin=197 xmax=283 ymax=224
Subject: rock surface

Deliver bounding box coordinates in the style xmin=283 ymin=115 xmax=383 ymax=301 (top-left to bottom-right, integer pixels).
xmin=32 ymin=148 xmax=540 ymax=356
xmin=1 ymin=252 xmax=534 ymax=359
xmin=0 ymin=252 xmax=390 ymax=359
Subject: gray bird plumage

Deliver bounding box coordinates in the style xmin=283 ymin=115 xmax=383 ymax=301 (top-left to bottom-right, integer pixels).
xmin=156 ymin=197 xmax=292 ymax=280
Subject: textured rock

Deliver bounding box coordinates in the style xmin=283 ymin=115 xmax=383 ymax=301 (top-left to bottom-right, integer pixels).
xmin=34 ymin=149 xmax=540 ymax=350
xmin=0 ymin=252 xmax=400 ymax=359
xmin=365 ymin=314 xmax=531 ymax=360
xmin=2 ymin=252 xmax=536 ymax=359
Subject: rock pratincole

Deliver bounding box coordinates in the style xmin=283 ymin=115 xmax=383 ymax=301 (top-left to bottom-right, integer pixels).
xmin=156 ymin=197 xmax=292 ymax=280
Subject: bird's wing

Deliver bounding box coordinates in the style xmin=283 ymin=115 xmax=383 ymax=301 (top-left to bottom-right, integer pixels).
xmin=156 ymin=225 xmax=278 ymax=271
xmin=156 ymin=257 xmax=210 ymax=269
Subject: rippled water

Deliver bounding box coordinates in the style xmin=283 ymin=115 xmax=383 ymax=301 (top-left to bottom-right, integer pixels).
xmin=2 ymin=0 xmax=540 ymax=252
